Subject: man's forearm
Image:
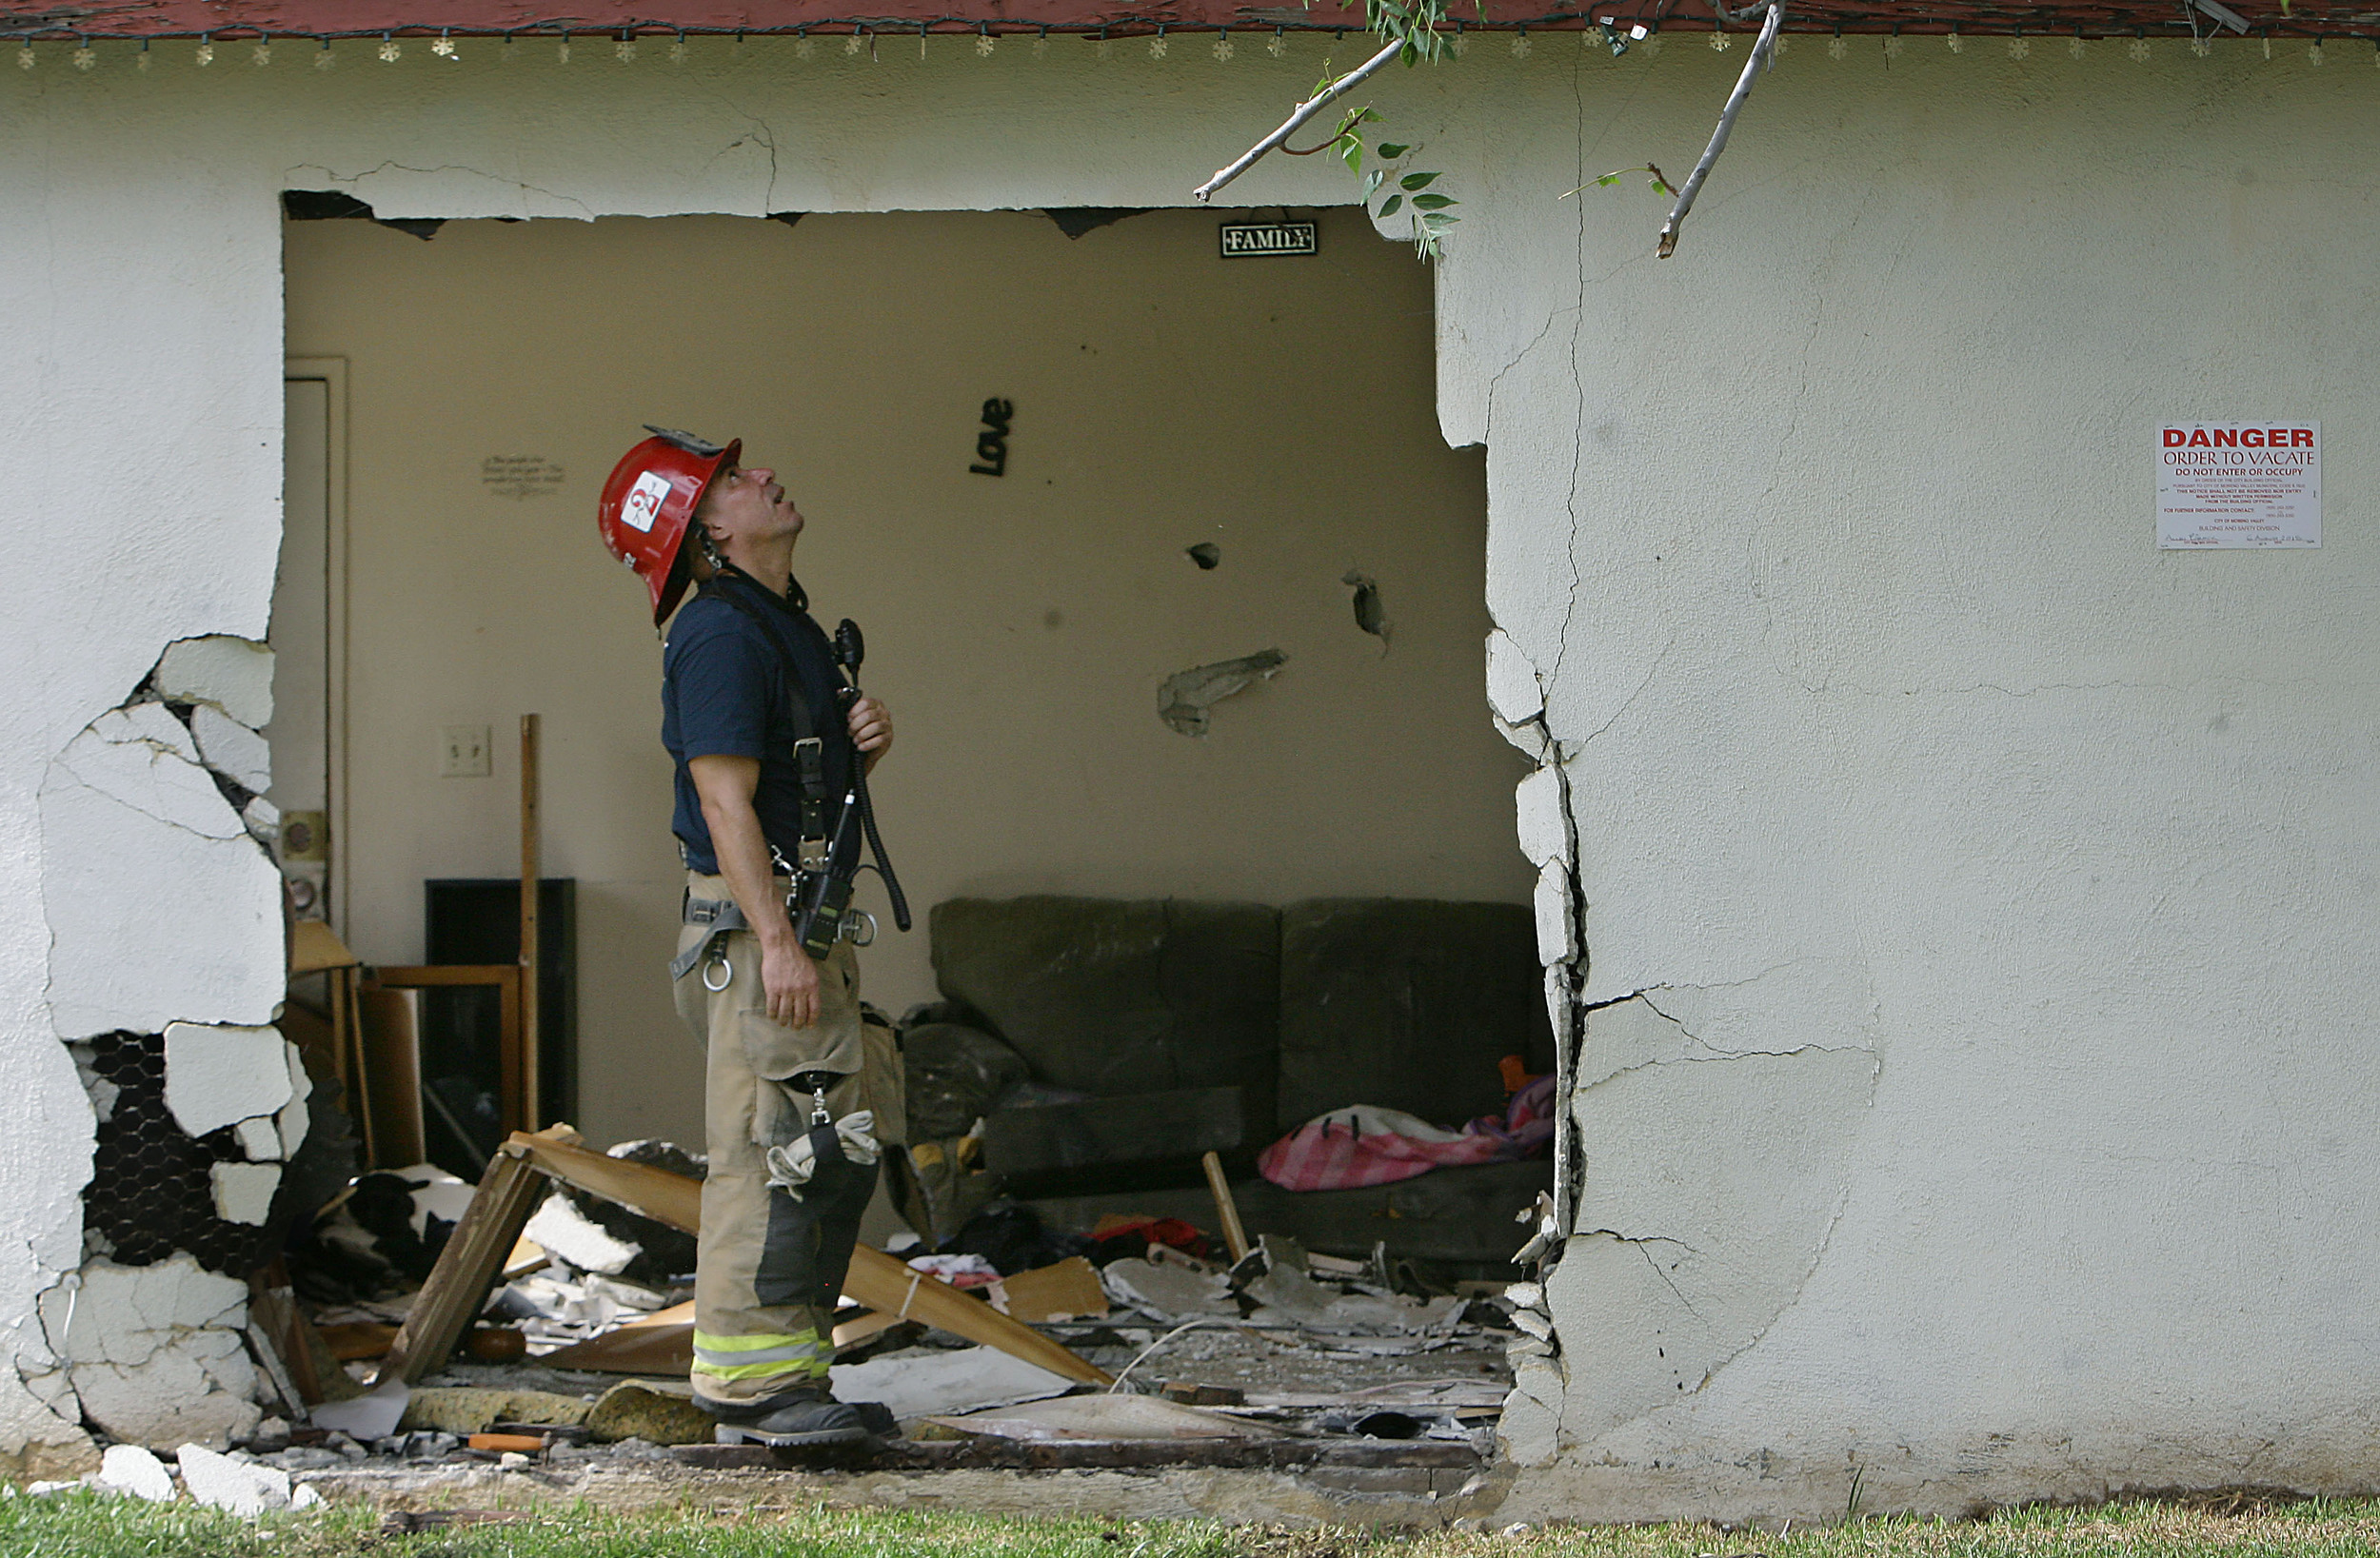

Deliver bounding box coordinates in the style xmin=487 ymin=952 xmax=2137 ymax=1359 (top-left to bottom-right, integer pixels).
xmin=703 ymin=797 xmax=798 ymax=950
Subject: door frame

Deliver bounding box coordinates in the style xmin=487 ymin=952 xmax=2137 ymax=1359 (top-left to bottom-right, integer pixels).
xmin=285 ymin=357 xmax=351 ymax=932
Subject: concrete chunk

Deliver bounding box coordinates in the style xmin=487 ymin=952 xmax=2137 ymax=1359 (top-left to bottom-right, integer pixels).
xmin=189 ymin=703 xmax=270 ymax=793
xmin=210 ymin=1161 xmax=280 ymax=1225
xmin=95 ymin=1444 xmax=176 ymax=1502
xmin=155 ymin=636 xmax=274 ymax=728
xmin=164 ymin=1023 xmax=293 ymax=1138
xmin=175 ymin=1443 xmax=289 ymax=1515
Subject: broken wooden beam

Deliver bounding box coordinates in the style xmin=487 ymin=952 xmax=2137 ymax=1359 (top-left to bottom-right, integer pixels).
xmin=506 ymin=1132 xmax=1113 ymax=1387
xmin=370 ymin=1123 xmax=580 ymax=1388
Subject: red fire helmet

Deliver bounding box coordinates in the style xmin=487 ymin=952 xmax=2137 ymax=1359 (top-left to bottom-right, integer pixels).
xmin=597 ymin=426 xmax=741 ymax=625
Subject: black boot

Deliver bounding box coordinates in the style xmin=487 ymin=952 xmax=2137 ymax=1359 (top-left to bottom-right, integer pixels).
xmin=709 ymin=1386 xmax=894 ymax=1448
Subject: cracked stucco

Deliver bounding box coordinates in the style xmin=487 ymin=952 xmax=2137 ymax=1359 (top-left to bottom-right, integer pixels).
xmin=1426 ymin=28 xmax=2380 ymax=1523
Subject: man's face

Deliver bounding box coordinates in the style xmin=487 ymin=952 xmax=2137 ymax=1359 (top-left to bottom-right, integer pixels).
xmin=697 ymin=462 xmax=803 ymax=550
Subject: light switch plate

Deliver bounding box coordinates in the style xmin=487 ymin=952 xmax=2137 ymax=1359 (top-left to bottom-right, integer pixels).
xmin=438 ymin=723 xmax=492 ymax=778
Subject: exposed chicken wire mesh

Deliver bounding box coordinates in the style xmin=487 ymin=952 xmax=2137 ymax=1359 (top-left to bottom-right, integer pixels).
xmin=81 ymin=1031 xmax=279 ymax=1274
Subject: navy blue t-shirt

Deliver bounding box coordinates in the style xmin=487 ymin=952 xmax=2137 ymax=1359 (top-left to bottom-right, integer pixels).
xmin=661 ymin=570 xmax=853 ymax=876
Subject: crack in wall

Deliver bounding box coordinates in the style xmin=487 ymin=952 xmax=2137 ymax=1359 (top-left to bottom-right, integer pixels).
xmin=283 ymin=160 xmax=599 ymax=219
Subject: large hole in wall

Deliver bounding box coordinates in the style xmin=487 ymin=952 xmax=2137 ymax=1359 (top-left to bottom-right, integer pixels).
xmin=281 ymin=205 xmax=1548 ymax=1277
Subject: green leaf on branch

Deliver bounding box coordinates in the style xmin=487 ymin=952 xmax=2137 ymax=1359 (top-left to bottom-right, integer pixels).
xmin=1377 ymin=142 xmax=1411 ymax=158
xmin=1411 ymin=192 xmax=1457 ymax=209
xmin=1399 ymin=170 xmax=1441 ymax=190
xmin=1341 ymin=139 xmax=1363 ymax=172
xmin=1378 ymin=193 xmax=1404 ymax=216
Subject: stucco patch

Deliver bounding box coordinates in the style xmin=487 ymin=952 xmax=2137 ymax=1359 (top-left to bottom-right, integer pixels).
xmin=42 ymin=739 xmax=283 ymax=1035
xmin=1486 ymin=629 xmax=1546 ymax=726
xmin=163 ymin=1023 xmax=294 ymax=1139
xmin=1514 ymin=766 xmax=1570 ymax=870
xmin=154 ymin=637 xmax=275 ymax=730
xmin=209 ymin=1161 xmax=281 ymax=1225
xmin=1553 ymin=995 xmax=1876 ymax=1450
xmin=188 ymin=703 xmax=271 ymax=795
xmin=50 ymin=1255 xmax=261 ymax=1450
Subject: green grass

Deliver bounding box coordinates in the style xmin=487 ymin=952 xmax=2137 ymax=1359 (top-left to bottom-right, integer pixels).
xmin=7 ymin=1490 xmax=2380 ymax=1558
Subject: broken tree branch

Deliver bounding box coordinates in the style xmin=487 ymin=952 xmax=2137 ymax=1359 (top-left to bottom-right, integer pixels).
xmin=1656 ymin=1 xmax=1785 ymax=258
xmin=1193 ymin=37 xmax=1407 ymax=204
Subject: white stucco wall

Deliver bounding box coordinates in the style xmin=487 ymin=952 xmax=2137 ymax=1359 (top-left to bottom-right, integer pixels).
xmin=3 ymin=26 xmax=2377 ymax=1514
xmin=1426 ymin=36 xmax=2380 ymax=1518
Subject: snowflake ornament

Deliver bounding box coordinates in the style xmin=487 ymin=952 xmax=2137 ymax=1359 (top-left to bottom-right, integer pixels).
xmin=378 ymin=37 xmax=400 ymax=61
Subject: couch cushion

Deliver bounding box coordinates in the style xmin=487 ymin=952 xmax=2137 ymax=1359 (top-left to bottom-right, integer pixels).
xmin=981 ymin=1085 xmax=1250 ymax=1178
xmin=1275 ymin=898 xmax=1554 ymax=1133
xmin=929 ymin=897 xmax=1280 ymax=1121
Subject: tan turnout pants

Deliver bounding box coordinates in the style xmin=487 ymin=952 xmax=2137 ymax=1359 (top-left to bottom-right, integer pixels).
xmin=672 ymin=871 xmax=904 ymax=1417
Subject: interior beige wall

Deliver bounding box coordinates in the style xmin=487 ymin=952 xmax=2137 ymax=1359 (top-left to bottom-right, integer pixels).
xmin=284 ymin=207 xmax=1530 ymax=1150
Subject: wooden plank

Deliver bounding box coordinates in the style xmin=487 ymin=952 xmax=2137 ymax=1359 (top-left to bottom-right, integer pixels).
xmin=289 ymin=917 xmax=360 ymax=975
xmin=1201 ymin=1151 xmax=1251 ymax=1263
xmin=506 ymin=1133 xmax=1113 ymax=1387
xmin=518 ymin=713 xmax=541 ymax=1132
xmin=540 ymin=1321 xmax=693 ymax=1375
xmin=537 ymin=1304 xmax=893 ymax=1378
xmin=353 ymin=986 xmax=424 ymax=1169
xmin=371 ymin=1123 xmax=582 ymax=1387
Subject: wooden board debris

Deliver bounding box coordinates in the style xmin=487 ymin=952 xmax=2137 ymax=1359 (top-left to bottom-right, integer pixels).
xmin=506 ymin=1132 xmax=1112 ymax=1387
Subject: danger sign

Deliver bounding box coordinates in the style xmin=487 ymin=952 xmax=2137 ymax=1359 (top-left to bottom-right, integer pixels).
xmin=2156 ymin=422 xmax=2321 ymax=549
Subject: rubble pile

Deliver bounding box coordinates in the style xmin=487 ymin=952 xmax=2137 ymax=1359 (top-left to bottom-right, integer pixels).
xmin=20 ymin=1116 xmax=1536 ymax=1518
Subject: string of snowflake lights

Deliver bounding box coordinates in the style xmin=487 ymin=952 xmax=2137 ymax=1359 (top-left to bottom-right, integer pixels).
xmin=9 ymin=3 xmax=2376 ymax=65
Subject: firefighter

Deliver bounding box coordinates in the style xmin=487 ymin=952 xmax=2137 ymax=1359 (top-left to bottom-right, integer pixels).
xmin=597 ymin=427 xmax=903 ymax=1446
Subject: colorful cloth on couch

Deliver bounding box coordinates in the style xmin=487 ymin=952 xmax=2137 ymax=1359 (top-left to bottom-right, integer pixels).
xmin=1257 ymin=1075 xmax=1557 ymax=1192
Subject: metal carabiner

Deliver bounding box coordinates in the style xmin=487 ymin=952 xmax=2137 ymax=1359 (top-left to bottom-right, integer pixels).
xmin=702 ymin=952 xmax=734 ymax=992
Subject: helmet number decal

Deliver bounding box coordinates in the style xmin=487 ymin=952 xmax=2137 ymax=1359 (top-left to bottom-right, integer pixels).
xmin=623 ymin=470 xmax=673 ymax=533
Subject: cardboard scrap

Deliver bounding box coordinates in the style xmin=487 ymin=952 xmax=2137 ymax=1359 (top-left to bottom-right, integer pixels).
xmin=993 ymin=1256 xmax=1108 ymax=1324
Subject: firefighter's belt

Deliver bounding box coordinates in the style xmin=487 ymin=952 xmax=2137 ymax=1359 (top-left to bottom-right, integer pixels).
xmin=671 ymin=895 xmax=749 ymax=980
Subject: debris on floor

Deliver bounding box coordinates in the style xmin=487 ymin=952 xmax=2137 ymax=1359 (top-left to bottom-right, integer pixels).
xmin=33 ymin=1116 xmax=1522 ymax=1523
xmin=928 ymin=1392 xmax=1287 ymax=1442
xmin=830 ymin=1345 xmax=1078 ymax=1421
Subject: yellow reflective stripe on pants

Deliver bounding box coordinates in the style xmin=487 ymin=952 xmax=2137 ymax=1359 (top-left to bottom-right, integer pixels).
xmin=690 ymin=1329 xmax=831 ymax=1378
